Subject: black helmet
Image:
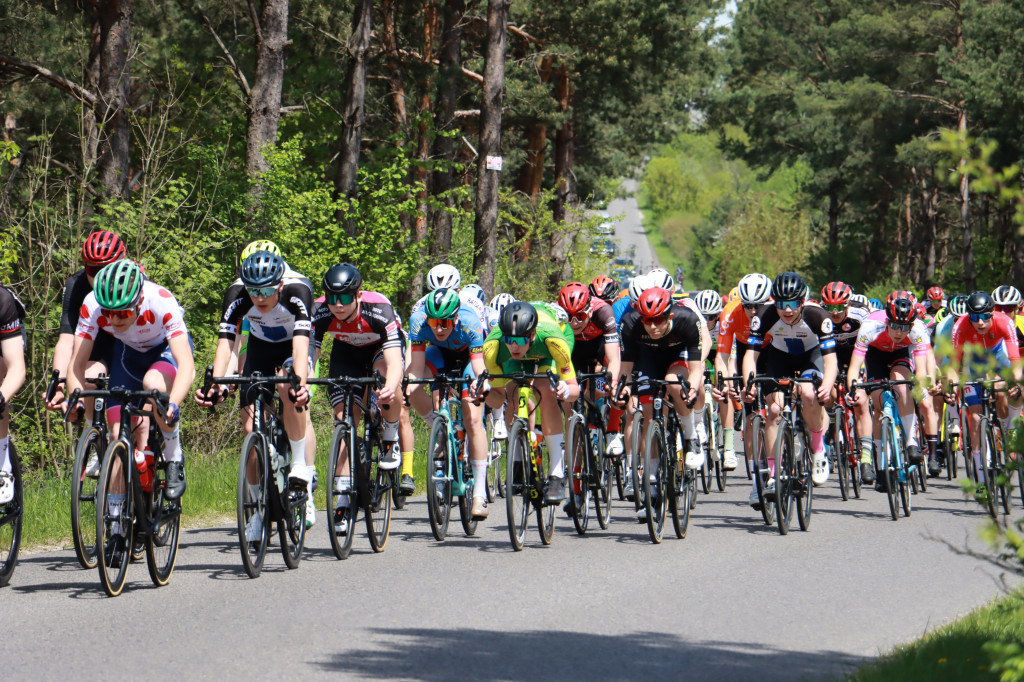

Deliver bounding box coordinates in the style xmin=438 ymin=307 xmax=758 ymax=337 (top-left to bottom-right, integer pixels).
xmin=241 ymin=251 xmax=285 ymax=288
xmin=885 ymin=297 xmax=918 ymax=326
xmin=499 ymin=301 xmax=538 ymax=337
xmin=322 ymin=263 xmax=362 ymax=295
xmin=966 ymin=290 xmax=994 ymax=315
xmin=772 ymin=271 xmax=806 ymax=303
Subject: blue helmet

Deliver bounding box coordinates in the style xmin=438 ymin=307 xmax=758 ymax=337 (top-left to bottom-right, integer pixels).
xmin=867 ymin=298 xmax=883 ymax=312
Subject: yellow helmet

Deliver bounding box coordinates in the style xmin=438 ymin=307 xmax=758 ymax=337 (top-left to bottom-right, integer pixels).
xmin=728 ymin=286 xmax=740 ymax=302
xmin=241 ymin=239 xmax=282 ymax=259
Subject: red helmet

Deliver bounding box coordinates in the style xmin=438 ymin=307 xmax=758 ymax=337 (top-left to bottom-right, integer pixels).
xmin=81 ymin=230 xmax=126 ymax=266
xmin=886 ymin=290 xmax=914 ymax=307
xmin=636 ymin=287 xmax=673 ymax=319
xmin=926 ymin=286 xmax=944 ymax=302
xmin=557 ymin=282 xmax=591 ymax=316
xmin=886 ymin=297 xmax=918 ymax=326
xmin=588 ymin=275 xmax=617 ymax=302
xmin=820 ymin=281 xmax=852 ymax=306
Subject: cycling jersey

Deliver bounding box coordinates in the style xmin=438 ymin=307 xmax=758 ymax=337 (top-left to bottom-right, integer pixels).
xmin=717 ymin=300 xmax=765 ymax=359
xmin=76 ymin=281 xmax=188 ymax=352
xmin=612 ymin=296 xmax=633 ymax=326
xmin=0 ymin=285 xmax=25 ymax=351
xmin=59 ymin=269 xmax=115 ymax=360
xmin=619 ymin=304 xmax=703 ymax=363
xmin=830 ymin=302 xmax=870 ymax=366
xmin=1014 ymin=314 xmax=1024 ymax=348
xmin=409 ymin=302 xmax=486 ymax=356
xmin=853 ymin=310 xmax=931 ymax=357
xmin=952 ymin=311 xmax=1020 ymax=370
xmin=747 ymin=306 xmax=835 ymax=356
xmin=483 ymin=309 xmax=575 ymax=385
xmin=571 ymin=298 xmax=618 ymax=344
xmin=218 ymin=274 xmax=313 ymax=343
xmin=311 ymin=291 xmax=402 ymax=352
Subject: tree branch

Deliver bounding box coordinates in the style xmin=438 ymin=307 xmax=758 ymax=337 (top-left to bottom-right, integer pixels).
xmin=195 ymin=1 xmax=251 ymax=99
xmin=0 ymin=53 xmax=97 ymax=108
xmin=396 ymin=48 xmax=483 ymax=83
xmin=247 ymin=0 xmax=264 ymax=46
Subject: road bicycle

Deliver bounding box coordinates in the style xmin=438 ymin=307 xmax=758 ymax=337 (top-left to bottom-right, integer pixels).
xmin=0 ymin=419 xmax=21 ymax=588
xmin=831 ymin=373 xmax=862 ymax=501
xmin=954 ymin=379 xmax=1014 ymax=518
xmin=203 ymin=366 xmax=308 ymax=578
xmin=65 ymin=385 xmax=181 ymax=596
xmin=309 ymin=372 xmax=397 ymax=558
xmin=484 ymin=408 xmax=507 ymax=501
xmin=699 ymin=370 xmax=728 ymax=494
xmin=853 ymin=378 xmax=918 ymax=521
xmin=564 ymin=370 xmax=613 ymax=534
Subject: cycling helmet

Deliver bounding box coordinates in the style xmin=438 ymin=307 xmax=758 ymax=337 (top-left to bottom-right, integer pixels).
xmin=426 ymin=263 xmax=461 ymax=291
xmin=820 ymin=281 xmax=852 ymax=306
xmin=93 ymin=259 xmax=144 ymax=311
xmin=489 ymin=293 xmax=516 ymax=314
xmin=558 ymin=282 xmax=591 ymax=316
xmin=868 ymin=298 xmax=883 ymax=312
xmin=966 ymin=290 xmax=995 ymax=315
xmin=322 ymin=263 xmax=362 ymax=294
xmin=648 ymin=268 xmax=674 ymax=291
xmin=886 ymin=297 xmax=918 ymax=326
xmin=926 ymin=285 xmax=944 ymax=302
xmin=550 ymin=303 xmax=569 ymax=325
xmin=499 ymin=301 xmax=538 ymax=336
xmin=81 ymin=230 xmax=126 ymax=265
xmin=241 ymin=240 xmax=281 ymax=259
xmin=589 ymin=275 xmax=617 ymax=302
xmin=424 ymin=288 xmax=461 ymax=319
xmin=992 ymin=285 xmax=1022 ymax=307
xmin=462 ymin=283 xmax=485 ymax=303
xmin=772 ymin=271 xmax=806 ymax=302
xmin=728 ymin=286 xmax=740 ymax=302
xmin=694 ymin=289 xmax=723 ymax=316
xmin=948 ymin=294 xmax=968 ymax=318
xmin=636 ymin=287 xmax=673 ymax=318
xmin=628 ymin=275 xmax=652 ymax=305
xmin=240 ymin=251 xmax=285 ymax=288
xmin=738 ymin=273 xmax=772 ymax=305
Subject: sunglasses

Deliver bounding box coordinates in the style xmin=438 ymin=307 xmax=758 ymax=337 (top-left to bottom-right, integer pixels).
xmin=641 ymin=314 xmax=669 ymax=326
xmin=776 ymin=300 xmax=801 ymax=311
xmin=569 ymin=311 xmax=590 ymax=325
xmin=824 ymin=303 xmax=847 ymax=313
xmin=427 ymin=318 xmax=455 ymax=330
xmin=887 ymin=322 xmax=911 ymax=333
xmin=85 ymin=265 xmax=102 ymax=278
xmin=102 ymin=307 xmax=136 ymax=320
xmin=969 ymin=312 xmax=993 ymax=323
xmin=503 ymin=335 xmax=531 ymax=346
xmin=996 ymin=304 xmax=1018 ymax=315
xmin=326 ymin=293 xmax=356 ymax=305
xmin=246 ymin=286 xmax=278 ymax=299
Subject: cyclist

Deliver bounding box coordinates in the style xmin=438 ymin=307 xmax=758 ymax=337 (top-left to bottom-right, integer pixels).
xmin=932 ymin=293 xmax=968 ymax=472
xmin=0 ymin=284 xmax=26 ymax=504
xmin=846 ymin=294 xmax=936 ymax=487
xmin=948 ymin=291 xmax=1023 ymax=482
xmin=407 ymin=288 xmax=495 ymax=518
xmin=589 ymin=275 xmax=618 ymax=305
xmin=694 ymin=288 xmax=729 ymax=468
xmin=482 ymin=301 xmax=579 ymax=504
xmin=992 ymin=285 xmax=1024 ymax=348
xmin=197 ymin=251 xmax=316 ymax=527
xmin=925 ymin=286 xmax=946 ymax=322
xmin=742 ymin=272 xmax=836 ymax=507
xmin=867 ymin=298 xmax=883 ymax=312
xmin=45 ymin=231 xmax=126 ymax=476
xmin=310 ymin=264 xmax=404 ymax=534
xmin=820 ymin=281 xmax=874 ymax=482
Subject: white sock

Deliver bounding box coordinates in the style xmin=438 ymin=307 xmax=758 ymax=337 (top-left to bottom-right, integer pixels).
xmin=723 ymin=428 xmax=735 ymax=454
xmin=289 ymin=438 xmax=307 ymax=469
xmin=334 ymin=476 xmax=352 ymax=507
xmin=84 ymin=416 xmax=93 ymax=428
xmin=162 ymin=427 xmax=183 ymax=462
xmin=900 ymin=413 xmax=918 ymax=446
xmin=492 ymin=405 xmax=505 ymax=423
xmin=1008 ymin=403 xmax=1022 ymax=427
xmin=383 ymin=419 xmax=399 ymax=441
xmin=694 ymin=408 xmax=708 ymax=443
xmin=680 ymin=413 xmax=695 ymax=439
xmin=973 ymin=450 xmax=985 ymax=482
xmin=545 ymin=434 xmax=565 ymax=478
xmin=472 ymin=462 xmax=487 ymax=498
xmin=0 ymin=436 xmax=9 ymax=474
xmin=247 ymin=482 xmax=260 ymax=505
xmin=874 ymin=439 xmax=884 ymax=465
xmin=108 ymin=493 xmax=125 ymax=535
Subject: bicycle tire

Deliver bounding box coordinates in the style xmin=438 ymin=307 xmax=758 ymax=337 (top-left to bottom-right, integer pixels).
xmin=279 ymin=482 xmax=307 ymax=568
xmin=796 ymin=431 xmax=812 ymax=531
xmin=880 ymin=417 xmax=900 ymax=521
xmin=752 ymin=416 xmax=775 ymax=525
xmin=773 ymin=425 xmax=794 ymax=535
xmin=993 ymin=423 xmax=1011 ymax=516
xmin=630 ymin=411 xmax=645 ymax=509
xmin=364 ymin=442 xmax=392 ymax=553
xmin=71 ymin=427 xmax=102 ymax=569
xmin=592 ymin=427 xmax=612 ymax=530
xmin=96 ymin=440 xmax=133 ymax=597
xmin=0 ymin=442 xmax=23 ymax=587
xmin=713 ymin=409 xmax=727 ymax=492
xmin=458 ymin=463 xmax=478 ymax=537
xmin=566 ymin=415 xmax=590 ymax=535
xmin=425 ymin=417 xmax=453 ymax=541
xmin=978 ymin=417 xmax=999 ymax=518
xmin=671 ymin=463 xmax=693 ymax=539
xmin=145 ymin=457 xmax=181 ymax=587
xmin=506 ymin=421 xmax=531 ymax=551
xmin=614 ymin=453 xmax=626 ymax=501
xmin=849 ymin=418 xmax=863 ymax=499
xmin=834 ymin=409 xmax=850 ymax=502
xmin=642 ymin=420 xmax=667 ymax=544
xmin=536 ymin=442 xmax=555 ymax=546
xmin=486 ymin=414 xmax=507 ymax=501
xmin=915 ymin=422 xmax=928 ymax=493
xmin=237 ymin=432 xmax=270 ymax=577
xmin=326 ymin=422 xmax=357 ymax=560
xmin=700 ymin=408 xmax=713 ymax=494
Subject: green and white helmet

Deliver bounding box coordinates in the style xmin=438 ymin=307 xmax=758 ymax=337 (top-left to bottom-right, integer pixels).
xmin=241 ymin=239 xmax=282 ymax=259
xmin=425 ymin=288 xmax=461 ymax=319
xmin=94 ymin=259 xmax=145 ymax=310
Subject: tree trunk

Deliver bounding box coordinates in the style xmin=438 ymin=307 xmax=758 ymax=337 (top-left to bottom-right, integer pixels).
xmin=923 ymin=185 xmax=938 ymax=286
xmin=83 ymin=14 xmax=101 ymax=171
xmin=94 ymin=0 xmax=132 ymax=198
xmin=246 ymin=0 xmax=289 ymax=180
xmin=335 ymin=0 xmax=373 ymax=238
xmin=409 ymin=1 xmax=438 ymax=296
xmin=429 ymin=0 xmax=465 ymax=262
xmin=380 ymin=0 xmax=409 ymax=135
xmin=953 ymin=0 xmax=975 ymax=291
xmin=471 ymin=0 xmax=510 ymax=297
xmin=549 ymin=64 xmax=574 ymax=287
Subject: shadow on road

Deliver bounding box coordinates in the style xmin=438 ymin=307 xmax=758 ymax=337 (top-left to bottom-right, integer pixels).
xmin=314 ymin=628 xmax=864 ymax=682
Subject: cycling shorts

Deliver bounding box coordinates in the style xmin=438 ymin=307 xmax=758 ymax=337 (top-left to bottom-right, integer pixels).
xmin=757 ymin=345 xmax=823 ymax=395
xmin=634 ymin=345 xmax=690 ymax=397
xmin=107 ymin=335 xmax=193 ymax=421
xmin=425 ymin=344 xmax=476 ymax=393
xmin=571 ymin=336 xmax=606 ymax=369
xmin=327 ymin=343 xmax=404 ymax=408
xmin=241 ymin=336 xmax=313 ymax=408
xmin=864 ymin=347 xmax=913 ymax=382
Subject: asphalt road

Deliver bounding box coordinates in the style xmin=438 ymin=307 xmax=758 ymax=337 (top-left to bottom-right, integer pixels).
xmin=609 ymin=178 xmax=660 ymax=274
xmin=3 ymin=469 xmax=1015 ymax=681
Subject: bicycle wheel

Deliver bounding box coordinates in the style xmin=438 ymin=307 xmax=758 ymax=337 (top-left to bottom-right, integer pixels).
xmin=237 ymin=432 xmax=270 ymax=577
xmin=671 ymin=463 xmax=693 ymax=539
xmin=614 ymin=453 xmax=626 ymax=501
xmin=796 ymin=433 xmax=813 ymax=532
xmin=834 ymin=410 xmax=850 ymax=502
xmin=505 ymin=421 xmax=531 ymax=551
xmin=849 ymin=420 xmax=863 ymax=499
xmin=915 ymin=423 xmax=928 ymax=494
xmin=774 ymin=425 xmax=794 ymax=535
xmin=71 ymin=427 xmax=103 ymax=569
xmin=751 ymin=417 xmax=775 ymax=525
xmin=326 ymin=422 xmax=357 ymax=560
xmin=642 ymin=420 xmax=667 ymax=544
xmin=566 ymin=415 xmax=590 ymax=535
xmin=96 ymin=440 xmax=133 ymax=597
xmin=486 ymin=414 xmax=507 ymax=501
xmin=699 ymin=409 xmax=713 ymax=494
xmin=880 ymin=418 xmax=900 ymax=521
xmin=713 ymin=410 xmax=727 ymax=492
xmin=279 ymin=480 xmax=307 ymax=568
xmin=978 ymin=417 xmax=999 ymax=518
xmin=364 ymin=445 xmax=392 ymax=553
xmin=630 ymin=412 xmax=645 ymax=509
xmin=458 ymin=463 xmax=478 ymax=537
xmin=592 ymin=427 xmax=612 ymax=530
xmin=425 ymin=417 xmax=453 ymax=541
xmin=993 ymin=423 xmax=1011 ymax=516
xmin=536 ymin=442 xmax=556 ymax=546
xmin=145 ymin=456 xmax=181 ymax=587
xmin=0 ymin=442 xmax=23 ymax=587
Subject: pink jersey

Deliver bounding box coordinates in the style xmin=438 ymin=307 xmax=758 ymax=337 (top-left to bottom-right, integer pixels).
xmin=853 ymin=310 xmax=931 ymax=357
xmin=952 ymin=311 xmax=1019 ymax=366
xmin=76 ymin=280 xmax=187 ymax=352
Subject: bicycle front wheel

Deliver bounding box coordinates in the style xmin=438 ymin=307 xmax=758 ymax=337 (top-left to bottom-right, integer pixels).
xmin=145 ymin=458 xmax=181 ymax=586
xmin=834 ymin=410 xmax=850 ymax=502
xmin=880 ymin=418 xmax=900 ymax=521
xmin=237 ymin=432 xmax=270 ymax=577
xmin=630 ymin=412 xmax=645 ymax=510
xmin=0 ymin=442 xmax=23 ymax=587
xmin=796 ymin=433 xmax=813 ymax=532
xmin=364 ymin=446 xmax=392 ymax=553
xmin=96 ymin=440 xmax=133 ymax=597
xmin=752 ymin=417 xmax=775 ymax=526
xmin=458 ymin=464 xmax=478 ymax=537
xmin=425 ymin=417 xmax=453 ymax=541
xmin=592 ymin=427 xmax=612 ymax=530
xmin=773 ymin=426 xmax=794 ymax=536
xmin=979 ymin=417 xmax=999 ymax=519
xmin=326 ymin=422 xmax=357 ymax=560
xmin=536 ymin=442 xmax=555 ymax=546
xmin=643 ymin=421 xmax=667 ymax=544
xmin=993 ymin=423 xmax=1011 ymax=515
xmin=566 ymin=415 xmax=590 ymax=535
xmin=486 ymin=413 xmax=507 ymax=501
xmin=71 ymin=427 xmax=103 ymax=569
xmin=505 ymin=421 xmax=531 ymax=551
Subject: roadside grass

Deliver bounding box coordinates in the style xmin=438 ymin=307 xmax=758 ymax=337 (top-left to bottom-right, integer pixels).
xmin=846 ymin=590 xmax=1024 ymax=682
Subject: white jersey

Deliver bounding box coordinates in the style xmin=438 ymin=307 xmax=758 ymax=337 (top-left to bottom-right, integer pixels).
xmin=76 ymin=281 xmax=188 ymax=352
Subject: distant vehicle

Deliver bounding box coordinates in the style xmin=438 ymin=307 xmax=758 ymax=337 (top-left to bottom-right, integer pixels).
xmin=596 ymin=221 xmax=614 ymax=236
xmin=590 ymin=237 xmax=617 ymax=257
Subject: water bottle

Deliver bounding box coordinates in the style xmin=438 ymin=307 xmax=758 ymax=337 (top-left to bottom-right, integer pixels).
xmin=134 ymin=449 xmax=153 ymax=492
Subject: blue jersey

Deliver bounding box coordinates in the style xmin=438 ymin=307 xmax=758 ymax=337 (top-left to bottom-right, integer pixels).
xmin=409 ymin=303 xmax=486 ymax=353
xmin=613 ymin=297 xmax=634 ymax=326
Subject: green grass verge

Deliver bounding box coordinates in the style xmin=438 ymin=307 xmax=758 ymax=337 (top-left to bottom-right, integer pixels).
xmin=847 ymin=591 xmax=1024 ymax=682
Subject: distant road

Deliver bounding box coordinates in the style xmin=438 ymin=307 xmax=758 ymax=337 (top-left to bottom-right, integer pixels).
xmin=609 ymin=178 xmax=660 ymax=274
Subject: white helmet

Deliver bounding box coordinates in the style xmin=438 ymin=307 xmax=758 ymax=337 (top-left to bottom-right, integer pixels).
xmin=648 ymin=267 xmax=674 ymax=291
xmin=850 ymin=293 xmax=869 ymax=307
xmin=628 ymin=274 xmax=652 ymax=305
xmin=550 ymin=303 xmax=569 ymax=324
xmin=426 ymin=263 xmax=461 ymax=291
xmin=737 ymin=273 xmax=772 ymax=305
xmin=992 ymin=285 xmax=1022 ymax=307
xmin=694 ymin=289 xmax=723 ymax=316
xmin=489 ymin=293 xmax=516 ymax=314
xmin=462 ymin=283 xmax=485 ymax=302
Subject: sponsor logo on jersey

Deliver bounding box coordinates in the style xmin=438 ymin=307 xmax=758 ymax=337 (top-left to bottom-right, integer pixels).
xmin=820 ymin=318 xmax=833 ymax=334
xmin=750 ymin=316 xmax=761 ymax=331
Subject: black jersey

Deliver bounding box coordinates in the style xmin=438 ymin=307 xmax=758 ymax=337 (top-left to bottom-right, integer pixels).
xmin=59 ymin=269 xmax=114 ymax=353
xmin=218 ymin=275 xmax=313 ymax=343
xmin=620 ymin=303 xmax=703 ymax=363
xmin=0 ymin=285 xmax=25 ymax=340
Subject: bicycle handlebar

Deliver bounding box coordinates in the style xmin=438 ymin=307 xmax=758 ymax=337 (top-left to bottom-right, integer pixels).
xmin=64 ymin=386 xmax=170 ymax=422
